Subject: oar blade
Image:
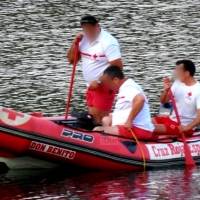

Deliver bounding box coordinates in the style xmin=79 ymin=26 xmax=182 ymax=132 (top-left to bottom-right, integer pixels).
xmin=183 ymin=139 xmax=196 ymax=166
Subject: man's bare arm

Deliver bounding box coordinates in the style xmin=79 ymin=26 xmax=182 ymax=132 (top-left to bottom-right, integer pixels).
xmin=126 ymin=94 xmax=145 ymax=122
xmin=109 ymin=58 xmax=123 ymax=69
xmin=67 ymin=44 xmax=81 ymax=64
xmin=160 ymin=79 xmax=171 ymax=104
xmin=67 ymin=34 xmax=83 ymax=64
xmin=160 ymin=90 xmax=170 ymax=104
xmin=186 ymin=109 xmax=200 ymax=130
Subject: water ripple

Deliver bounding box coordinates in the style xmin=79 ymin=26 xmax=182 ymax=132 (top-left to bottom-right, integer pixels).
xmin=0 ymin=1 xmax=200 ymax=197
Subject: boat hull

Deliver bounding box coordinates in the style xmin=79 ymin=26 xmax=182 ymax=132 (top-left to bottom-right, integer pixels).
xmin=1 ymin=106 xmax=200 ymax=170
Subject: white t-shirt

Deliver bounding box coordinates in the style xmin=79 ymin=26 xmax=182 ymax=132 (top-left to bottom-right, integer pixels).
xmin=112 ymin=79 xmax=154 ymax=132
xmin=170 ymin=80 xmax=200 ymax=126
xmin=79 ymin=28 xmax=121 ymax=86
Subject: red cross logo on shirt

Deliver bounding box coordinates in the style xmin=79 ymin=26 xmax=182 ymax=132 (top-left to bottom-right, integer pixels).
xmin=93 ymin=54 xmax=98 ymax=59
xmin=118 ymin=96 xmax=125 ymax=99
xmin=188 ymin=92 xmax=192 ymax=97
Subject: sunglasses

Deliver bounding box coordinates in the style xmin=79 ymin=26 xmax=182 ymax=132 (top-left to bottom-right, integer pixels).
xmin=80 ymin=20 xmax=97 ymax=24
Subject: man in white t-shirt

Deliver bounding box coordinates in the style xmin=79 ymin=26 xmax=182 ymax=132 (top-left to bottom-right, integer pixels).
xmin=152 ymin=59 xmax=200 ymax=136
xmin=67 ymin=16 xmax=123 ymax=124
xmin=93 ymin=66 xmax=154 ymax=140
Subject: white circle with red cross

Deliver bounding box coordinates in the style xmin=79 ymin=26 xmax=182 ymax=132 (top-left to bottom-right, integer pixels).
xmin=0 ymin=106 xmax=31 ymax=126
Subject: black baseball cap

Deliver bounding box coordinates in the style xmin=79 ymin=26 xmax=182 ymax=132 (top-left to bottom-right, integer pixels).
xmin=80 ymin=15 xmax=99 ymax=25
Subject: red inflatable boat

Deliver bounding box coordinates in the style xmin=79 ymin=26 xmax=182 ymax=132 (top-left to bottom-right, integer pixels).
xmin=0 ymin=106 xmax=200 ymax=171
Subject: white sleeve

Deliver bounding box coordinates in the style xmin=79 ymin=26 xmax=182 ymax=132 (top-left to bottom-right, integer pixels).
xmin=196 ymin=93 xmax=200 ymax=109
xmin=126 ymin=88 xmax=141 ymax=102
xmin=104 ymin=44 xmax=121 ymax=62
xmin=171 ymin=80 xmax=180 ymax=94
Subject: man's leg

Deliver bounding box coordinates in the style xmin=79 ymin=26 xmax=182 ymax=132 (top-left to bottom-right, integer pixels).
xmin=152 ymin=116 xmax=170 ymax=135
xmin=153 ymin=124 xmax=168 ymax=135
xmin=88 ymin=106 xmax=109 ymax=124
xmin=86 ymin=85 xmax=115 ymax=124
xmin=102 ymin=116 xmax=112 ymax=126
xmin=93 ymin=126 xmax=119 ymax=135
xmin=86 ymin=90 xmax=108 ymax=124
xmin=152 ymin=116 xmax=181 ymax=136
xmin=94 ymin=125 xmax=153 ymax=140
xmin=152 ymin=117 xmax=158 ymax=124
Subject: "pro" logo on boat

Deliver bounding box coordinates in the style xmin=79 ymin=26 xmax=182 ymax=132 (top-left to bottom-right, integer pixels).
xmin=61 ymin=129 xmax=94 ymax=143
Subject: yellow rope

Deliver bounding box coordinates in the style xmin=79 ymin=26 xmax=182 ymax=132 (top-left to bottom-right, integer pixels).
xmin=130 ymin=129 xmax=146 ymax=171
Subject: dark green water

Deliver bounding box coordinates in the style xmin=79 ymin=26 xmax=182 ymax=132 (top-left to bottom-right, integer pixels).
xmin=0 ymin=0 xmax=200 ymax=199
xmin=1 ymin=167 xmax=200 ymax=199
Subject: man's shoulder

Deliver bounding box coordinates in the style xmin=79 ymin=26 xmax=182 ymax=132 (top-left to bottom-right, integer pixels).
xmin=79 ymin=36 xmax=88 ymax=48
xmin=172 ymin=80 xmax=183 ymax=89
xmin=194 ymin=81 xmax=200 ymax=93
xmin=122 ymin=79 xmax=140 ymax=90
xmin=173 ymin=79 xmax=181 ymax=85
xmin=100 ymin=29 xmax=119 ymax=46
xmin=195 ymin=80 xmax=200 ymax=87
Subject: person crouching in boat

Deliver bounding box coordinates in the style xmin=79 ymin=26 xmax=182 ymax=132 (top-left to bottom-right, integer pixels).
xmin=152 ymin=59 xmax=200 ymax=136
xmin=93 ymin=66 xmax=154 ymax=140
xmin=67 ymin=15 xmax=123 ymax=124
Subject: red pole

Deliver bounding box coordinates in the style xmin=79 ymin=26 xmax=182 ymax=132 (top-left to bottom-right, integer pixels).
xmin=168 ymin=88 xmax=195 ymax=166
xmin=65 ymin=40 xmax=80 ymax=119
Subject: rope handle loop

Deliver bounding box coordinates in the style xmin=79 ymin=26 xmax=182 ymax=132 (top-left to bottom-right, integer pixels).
xmin=130 ymin=129 xmax=146 ymax=171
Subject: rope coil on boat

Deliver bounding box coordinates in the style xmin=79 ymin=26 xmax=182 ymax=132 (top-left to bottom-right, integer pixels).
xmin=130 ymin=130 xmax=146 ymax=171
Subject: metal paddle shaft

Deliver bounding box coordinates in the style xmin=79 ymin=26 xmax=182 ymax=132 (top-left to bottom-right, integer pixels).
xmin=168 ymin=88 xmax=196 ymax=166
xmin=65 ymin=39 xmax=80 ymax=119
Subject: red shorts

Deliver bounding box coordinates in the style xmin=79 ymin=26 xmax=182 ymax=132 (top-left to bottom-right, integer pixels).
xmin=117 ymin=125 xmax=153 ymax=140
xmin=86 ymin=85 xmax=116 ymax=111
xmin=154 ymin=116 xmax=194 ymax=135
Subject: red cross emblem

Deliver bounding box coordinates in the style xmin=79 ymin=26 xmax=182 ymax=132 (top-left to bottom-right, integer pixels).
xmin=188 ymin=92 xmax=192 ymax=97
xmin=118 ymin=96 xmax=125 ymax=99
xmin=2 ymin=108 xmax=24 ymax=120
xmin=93 ymin=54 xmax=98 ymax=59
xmin=170 ymin=125 xmax=175 ymax=129
xmin=0 ymin=107 xmax=31 ymax=126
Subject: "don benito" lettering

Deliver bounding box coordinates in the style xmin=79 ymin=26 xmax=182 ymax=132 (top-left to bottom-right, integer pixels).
xmin=29 ymin=141 xmax=76 ymax=159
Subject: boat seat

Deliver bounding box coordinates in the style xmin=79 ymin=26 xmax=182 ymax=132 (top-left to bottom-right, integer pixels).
xmin=52 ymin=111 xmax=96 ymax=131
xmin=158 ymin=102 xmax=173 ymax=116
xmin=71 ymin=110 xmax=94 ymax=123
xmin=195 ymin=126 xmax=200 ymax=132
xmin=70 ymin=110 xmax=96 ymax=130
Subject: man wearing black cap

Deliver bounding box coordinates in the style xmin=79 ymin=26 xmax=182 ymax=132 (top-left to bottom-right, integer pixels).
xmin=67 ymin=15 xmax=123 ymax=124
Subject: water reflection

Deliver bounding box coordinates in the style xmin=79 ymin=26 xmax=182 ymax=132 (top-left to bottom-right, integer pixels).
xmin=0 ymin=167 xmax=199 ymax=199
xmin=0 ymin=0 xmax=199 ymax=116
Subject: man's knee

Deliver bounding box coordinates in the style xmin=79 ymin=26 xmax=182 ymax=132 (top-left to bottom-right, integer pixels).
xmin=88 ymin=106 xmax=99 ymax=123
xmin=93 ymin=126 xmax=103 ymax=131
xmin=153 ymin=124 xmax=167 ymax=135
xmin=152 ymin=117 xmax=157 ymax=124
xmin=102 ymin=116 xmax=112 ymax=126
xmin=89 ymin=107 xmax=109 ymax=124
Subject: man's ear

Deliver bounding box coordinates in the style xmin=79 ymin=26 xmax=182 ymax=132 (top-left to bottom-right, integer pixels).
xmin=185 ymin=71 xmax=190 ymax=77
xmin=113 ymin=77 xmax=118 ymax=83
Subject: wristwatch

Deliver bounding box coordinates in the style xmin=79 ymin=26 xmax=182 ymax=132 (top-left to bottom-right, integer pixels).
xmin=96 ymin=79 xmax=101 ymax=85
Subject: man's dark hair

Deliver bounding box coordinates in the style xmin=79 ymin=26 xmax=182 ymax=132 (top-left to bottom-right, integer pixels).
xmin=80 ymin=15 xmax=98 ymax=26
xmin=176 ymin=59 xmax=196 ymax=76
xmin=103 ymin=66 xmax=125 ymax=79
